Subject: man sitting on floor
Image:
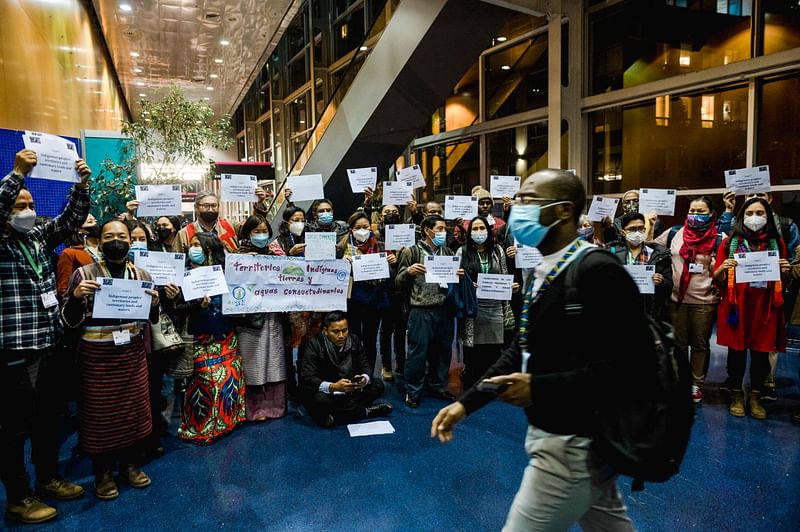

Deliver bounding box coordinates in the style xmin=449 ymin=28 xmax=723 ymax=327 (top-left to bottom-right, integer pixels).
xmin=298 ymin=311 xmax=393 ymax=428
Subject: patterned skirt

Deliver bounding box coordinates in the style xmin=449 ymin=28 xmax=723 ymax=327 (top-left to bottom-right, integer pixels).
xmin=178 ymin=330 xmax=246 ymax=444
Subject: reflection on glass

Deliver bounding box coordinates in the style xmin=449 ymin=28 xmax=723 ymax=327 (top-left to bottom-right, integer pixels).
xmin=485 ymin=34 xmax=548 ymax=120
xmin=487 ymin=122 xmax=566 ymax=183
xmin=417 ymin=138 xmax=480 ymax=198
xmin=288 ymin=92 xmax=310 ymax=134
xmin=590 ymin=85 xmax=748 ymax=196
xmin=288 ymin=53 xmax=309 ymax=93
xmin=591 ymin=1 xmax=751 ymax=94
xmin=758 ymin=76 xmax=800 ymax=187
xmin=764 ymin=0 xmax=800 ymax=54
xmin=334 ymin=6 xmax=365 ymax=61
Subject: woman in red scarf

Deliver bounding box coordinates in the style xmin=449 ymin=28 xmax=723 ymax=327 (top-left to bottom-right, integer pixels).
xmin=338 ymin=212 xmax=397 ymax=376
xmin=713 ymin=197 xmax=790 ymax=420
xmin=655 ymin=196 xmax=722 ymax=405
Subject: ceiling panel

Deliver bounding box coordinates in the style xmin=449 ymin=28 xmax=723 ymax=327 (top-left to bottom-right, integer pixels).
xmin=91 ymin=0 xmax=300 ymax=119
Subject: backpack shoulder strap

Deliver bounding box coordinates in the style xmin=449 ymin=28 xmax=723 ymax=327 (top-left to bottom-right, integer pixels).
xmin=564 ymin=247 xmax=610 ymax=312
xmin=666 ymin=225 xmax=681 ymax=249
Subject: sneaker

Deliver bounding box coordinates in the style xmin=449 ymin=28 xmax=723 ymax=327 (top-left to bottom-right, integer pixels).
xmin=761 ymin=386 xmax=777 ymax=402
xmin=36 ymin=477 xmax=84 ymax=500
xmin=381 ymin=367 xmax=394 ymax=381
xmin=5 ymin=496 xmax=57 ymax=524
xmin=404 ymin=394 xmax=419 ymax=408
xmin=691 ymin=385 xmax=703 ymax=404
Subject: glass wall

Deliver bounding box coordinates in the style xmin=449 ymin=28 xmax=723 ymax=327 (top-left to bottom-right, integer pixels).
xmin=763 ymin=0 xmax=800 ymax=54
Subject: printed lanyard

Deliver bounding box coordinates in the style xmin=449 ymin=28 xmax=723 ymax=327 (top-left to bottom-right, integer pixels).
xmin=518 ymin=241 xmax=583 ymax=351
xmin=17 ymin=241 xmax=42 ymax=281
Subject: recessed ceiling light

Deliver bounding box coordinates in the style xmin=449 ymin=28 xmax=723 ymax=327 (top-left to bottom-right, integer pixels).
xmin=501 ymin=65 xmax=511 ymax=70
xmin=206 ymin=86 xmax=214 ymax=91
xmin=119 ymin=3 xmax=132 ymax=12
xmin=132 ymin=67 xmax=143 ymax=73
xmin=214 ymin=58 xmax=223 ymax=64
xmin=496 ymin=36 xmax=508 ymax=42
xmin=203 ymin=97 xmax=210 ymax=100
xmin=139 ymin=93 xmax=146 ymax=97
xmin=209 ymin=74 xmax=218 ymax=79
xmin=136 ymin=81 xmax=145 ymax=86
xmin=220 ymin=39 xmax=230 ymax=46
xmin=130 ymin=51 xmax=139 ymax=57
xmin=359 ymin=46 xmax=368 ymax=51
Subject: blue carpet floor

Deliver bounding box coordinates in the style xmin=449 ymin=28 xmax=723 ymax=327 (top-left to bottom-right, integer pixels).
xmin=5 ymin=336 xmax=800 ymax=531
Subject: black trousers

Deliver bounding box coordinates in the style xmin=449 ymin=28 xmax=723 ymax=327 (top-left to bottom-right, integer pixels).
xmin=146 ymin=350 xmax=169 ymax=449
xmin=0 ymin=349 xmax=60 ymax=503
xmin=461 ymin=343 xmax=503 ymax=390
xmin=347 ymin=299 xmax=382 ymax=376
xmin=726 ymin=348 xmax=770 ymax=393
xmin=303 ymin=381 xmax=385 ymax=427
xmin=379 ymin=300 xmax=407 ymax=374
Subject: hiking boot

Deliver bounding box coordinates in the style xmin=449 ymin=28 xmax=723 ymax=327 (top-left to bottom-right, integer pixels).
xmin=365 ymin=401 xmax=394 ymax=419
xmin=691 ymin=385 xmax=703 ymax=404
xmin=94 ymin=471 xmax=118 ymax=500
xmin=381 ymin=367 xmax=394 ymax=381
xmin=119 ymin=465 xmax=151 ymax=489
xmin=749 ymin=391 xmax=766 ymax=420
xmin=729 ymin=390 xmax=746 ymax=417
xmin=5 ymin=496 xmax=57 ymax=524
xmin=36 ymin=477 xmax=84 ymax=500
xmin=760 ymin=386 xmax=777 ymax=402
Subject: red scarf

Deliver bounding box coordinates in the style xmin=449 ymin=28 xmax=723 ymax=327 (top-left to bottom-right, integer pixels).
xmin=677 ymin=218 xmax=719 ymax=303
xmin=355 ymin=235 xmax=379 ymax=255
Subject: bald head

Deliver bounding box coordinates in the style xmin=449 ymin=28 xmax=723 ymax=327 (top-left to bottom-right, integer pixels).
xmin=519 ymin=169 xmax=585 ymax=223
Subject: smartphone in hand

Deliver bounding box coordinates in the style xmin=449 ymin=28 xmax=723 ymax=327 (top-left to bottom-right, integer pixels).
xmin=476 ymin=379 xmax=510 ymax=394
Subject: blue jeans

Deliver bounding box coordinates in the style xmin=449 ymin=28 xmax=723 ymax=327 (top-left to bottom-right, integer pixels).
xmin=404 ymin=307 xmax=454 ymax=399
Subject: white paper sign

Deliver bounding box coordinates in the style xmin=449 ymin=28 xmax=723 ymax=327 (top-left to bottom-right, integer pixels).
xmin=347 ymin=420 xmax=395 ymax=437
xmin=220 ymin=173 xmax=258 ymax=202
xmin=639 ymin=188 xmax=676 ymax=216
xmin=134 ymin=250 xmax=185 ymax=286
xmin=476 ymin=273 xmax=514 ymax=300
xmin=490 ymin=175 xmax=521 ymax=198
xmin=734 ymin=251 xmax=781 ymax=283
xmin=352 ymin=252 xmax=390 ymax=281
xmin=424 ymin=255 xmax=460 ymax=284
xmin=347 ymin=167 xmax=378 ymax=193
xmin=587 ymin=195 xmax=620 ymax=222
xmin=287 ymin=174 xmax=325 ymax=201
xmin=135 ymin=185 xmax=183 ymax=216
xmin=181 ymin=265 xmax=228 ymax=300
xmin=396 ymin=164 xmax=426 ymax=189
xmin=724 ymin=165 xmax=771 ymax=196
xmin=444 ymin=195 xmax=478 ymax=220
xmin=382 ymin=181 xmax=413 ymax=205
xmin=624 ymin=265 xmax=656 ymax=294
xmin=385 ymin=224 xmax=416 ymax=250
xmin=92 ymin=277 xmax=153 ymax=320
xmin=304 ymin=232 xmax=337 ymax=261
xmin=22 ymin=131 xmax=81 ymax=183
xmin=514 ymin=241 xmax=543 ymax=269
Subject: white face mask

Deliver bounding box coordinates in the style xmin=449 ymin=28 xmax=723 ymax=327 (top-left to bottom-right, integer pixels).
xmin=624 ymin=230 xmax=645 ymax=246
xmin=10 ymin=209 xmax=36 ymax=234
xmin=289 ymin=221 xmax=305 ymax=236
xmin=353 ymin=228 xmax=371 ymax=243
xmin=743 ymin=215 xmax=767 ymax=232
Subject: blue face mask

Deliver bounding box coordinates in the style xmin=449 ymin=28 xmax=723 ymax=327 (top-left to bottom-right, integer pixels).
xmin=431 ymin=231 xmax=447 ymax=248
xmin=189 ymin=246 xmax=205 ymax=265
xmin=578 ymin=227 xmax=594 ymax=241
xmin=686 ymin=213 xmax=711 ymax=229
xmin=508 ymin=202 xmax=566 ymax=248
xmin=471 ymin=231 xmax=488 ymax=245
xmin=128 ymin=241 xmax=147 ymax=260
xmin=318 ymin=212 xmax=334 ymax=225
xmin=250 ymin=233 xmax=269 ymax=248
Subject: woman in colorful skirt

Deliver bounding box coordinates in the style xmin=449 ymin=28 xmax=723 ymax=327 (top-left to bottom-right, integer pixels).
xmin=62 ymin=220 xmax=161 ymax=500
xmin=167 ymin=231 xmax=246 ymax=443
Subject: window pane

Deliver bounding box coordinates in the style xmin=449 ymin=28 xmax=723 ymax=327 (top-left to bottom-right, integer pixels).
xmin=758 ymin=76 xmax=800 ymax=189
xmin=288 ymin=92 xmax=310 ymax=135
xmin=764 ymin=0 xmax=800 ymax=54
xmin=591 ymin=1 xmax=752 ymax=94
xmin=416 ymin=138 xmax=480 ymax=198
xmin=485 ymin=34 xmax=548 ymax=120
xmin=590 ymin=85 xmax=748 ymax=198
xmin=287 ymin=52 xmax=309 ymax=93
xmin=487 ymin=122 xmax=566 ymax=183
xmin=334 ymin=6 xmax=365 ymax=61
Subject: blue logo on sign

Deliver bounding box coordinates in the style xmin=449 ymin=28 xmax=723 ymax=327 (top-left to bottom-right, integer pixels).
xmin=232 ymin=286 xmax=246 ymax=300
xmin=336 ymin=270 xmax=347 ymax=281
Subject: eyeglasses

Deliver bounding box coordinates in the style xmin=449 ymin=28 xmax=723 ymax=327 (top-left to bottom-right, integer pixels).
xmin=197 ymin=203 xmax=219 ymax=210
xmin=624 ymin=226 xmax=646 ymax=233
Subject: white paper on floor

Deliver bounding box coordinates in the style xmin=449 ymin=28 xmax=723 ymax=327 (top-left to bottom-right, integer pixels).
xmin=347 ymin=420 xmax=395 ymax=437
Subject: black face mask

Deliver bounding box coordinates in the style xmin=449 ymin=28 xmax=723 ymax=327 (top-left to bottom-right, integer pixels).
xmin=156 ymin=228 xmax=173 ymax=242
xmin=84 ymin=225 xmax=102 ymax=239
xmin=199 ymin=211 xmax=218 ymax=224
xmin=101 ymin=240 xmax=130 ymax=261
xmin=383 ymin=214 xmax=400 ymax=225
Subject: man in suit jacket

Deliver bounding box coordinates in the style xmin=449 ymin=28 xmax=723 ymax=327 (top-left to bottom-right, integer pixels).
xmin=298 ymin=311 xmax=392 ymax=428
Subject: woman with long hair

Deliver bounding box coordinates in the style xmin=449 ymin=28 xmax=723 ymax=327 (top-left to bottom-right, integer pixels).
xmin=713 ymin=196 xmax=790 ymax=420
xmin=153 ymin=215 xmax=182 ymax=253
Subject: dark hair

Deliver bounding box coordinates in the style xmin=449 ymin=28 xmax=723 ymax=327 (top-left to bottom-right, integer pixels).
xmin=308 ymin=198 xmax=334 ymax=219
xmin=460 ymin=216 xmax=498 ymax=279
xmin=101 ymin=219 xmax=130 ymax=236
xmin=620 ymin=211 xmax=645 ymax=228
xmin=239 ymin=214 xmax=272 ymax=240
xmin=155 ymin=215 xmax=182 ymax=233
xmin=323 ymin=310 xmax=348 ymax=328
xmin=125 ymin=219 xmax=157 ymax=250
xmin=731 ymin=197 xmax=782 ymax=243
xmin=279 ymin=206 xmax=305 ymax=237
xmin=420 ymin=214 xmax=445 ymax=232
xmin=192 ymin=232 xmax=226 ymax=268
xmin=688 ymin=195 xmax=715 ymax=216
xmin=347 ymin=211 xmax=370 ymax=228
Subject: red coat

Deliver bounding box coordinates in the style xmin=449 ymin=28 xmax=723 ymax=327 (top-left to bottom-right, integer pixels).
xmin=714 ymin=236 xmax=786 ymax=352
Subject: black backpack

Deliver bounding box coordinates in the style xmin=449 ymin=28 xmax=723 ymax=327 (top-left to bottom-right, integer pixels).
xmin=564 ymin=247 xmax=695 ymax=491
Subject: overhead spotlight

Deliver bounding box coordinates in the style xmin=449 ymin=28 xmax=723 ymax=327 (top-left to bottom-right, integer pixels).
xmin=220 ymin=39 xmax=230 ymax=46
xmin=203 ymin=97 xmax=210 ymax=100
xmin=136 ymin=81 xmax=145 ymax=86
xmin=209 ymin=74 xmax=218 ymax=79
xmin=139 ymin=93 xmax=146 ymax=97
xmin=206 ymin=86 xmax=214 ymax=91
xmin=214 ymin=58 xmax=223 ymax=64
xmin=496 ymin=36 xmax=508 ymax=42
xmin=130 ymin=51 xmax=139 ymax=57
xmin=359 ymin=46 xmax=368 ymax=51
xmin=132 ymin=67 xmax=143 ymax=73
xmin=501 ymin=65 xmax=511 ymax=70
xmin=119 ymin=3 xmax=132 ymax=12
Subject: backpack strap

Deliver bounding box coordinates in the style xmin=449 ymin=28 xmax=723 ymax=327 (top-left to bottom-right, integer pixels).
xmin=665 ymin=225 xmax=681 ymax=249
xmin=563 ymin=247 xmax=610 ymax=314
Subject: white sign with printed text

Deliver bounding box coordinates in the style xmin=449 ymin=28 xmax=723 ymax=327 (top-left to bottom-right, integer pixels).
xmin=22 ymin=131 xmax=81 ymax=183
xmin=135 ymin=185 xmax=183 ymax=216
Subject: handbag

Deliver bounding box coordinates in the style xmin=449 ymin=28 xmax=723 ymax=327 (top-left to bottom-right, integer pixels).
xmin=166 ymin=321 xmax=195 ymax=379
xmin=151 ymin=309 xmax=184 ymax=354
